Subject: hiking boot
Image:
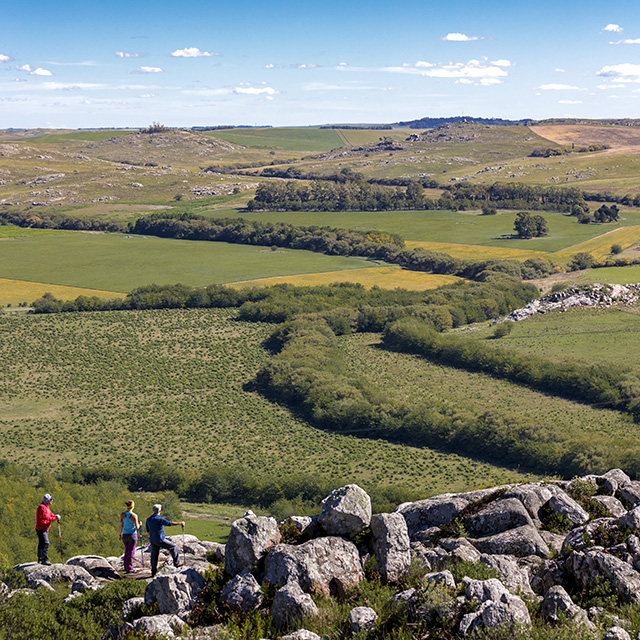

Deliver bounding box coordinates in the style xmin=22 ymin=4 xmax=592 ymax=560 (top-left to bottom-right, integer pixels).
xmin=40 ymin=560 xmax=52 ymax=566
xmin=175 ymin=562 xmax=184 ymax=568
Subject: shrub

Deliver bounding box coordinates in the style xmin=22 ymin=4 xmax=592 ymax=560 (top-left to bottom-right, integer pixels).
xmin=493 ymin=321 xmax=514 ymax=339
xmin=611 ymin=243 xmax=623 ymax=255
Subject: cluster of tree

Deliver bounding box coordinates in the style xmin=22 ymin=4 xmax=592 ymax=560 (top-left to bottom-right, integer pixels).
xmin=319 ymin=125 xmax=392 ymax=130
xmin=257 ymin=166 xmax=364 ymax=182
xmin=444 ymin=182 xmax=590 ymax=214
xmin=394 ymin=116 xmax=531 ymax=128
xmin=247 ymin=179 xmax=430 ymax=211
xmin=382 ymin=318 xmax=640 ymax=420
xmin=138 ymin=121 xmax=167 ymax=133
xmin=128 ymin=213 xmax=554 ymax=282
xmin=565 ymin=252 xmax=640 ymax=271
xmin=583 ymin=191 xmax=640 ymax=207
xmin=513 ymin=211 xmax=549 ymax=238
xmin=255 ymin=313 xmax=628 ymax=479
xmin=0 ymin=210 xmax=126 ymax=233
xmin=577 ymin=204 xmax=620 ymax=225
xmin=529 ymin=144 xmax=609 ymax=158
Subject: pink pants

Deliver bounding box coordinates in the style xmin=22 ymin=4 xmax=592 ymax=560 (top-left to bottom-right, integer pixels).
xmin=122 ymin=533 xmax=137 ymax=572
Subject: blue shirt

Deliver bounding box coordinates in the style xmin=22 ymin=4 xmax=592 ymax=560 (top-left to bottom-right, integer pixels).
xmin=146 ymin=513 xmax=172 ymax=543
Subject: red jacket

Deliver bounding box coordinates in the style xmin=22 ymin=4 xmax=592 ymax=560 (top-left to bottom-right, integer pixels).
xmin=36 ymin=503 xmax=57 ymax=531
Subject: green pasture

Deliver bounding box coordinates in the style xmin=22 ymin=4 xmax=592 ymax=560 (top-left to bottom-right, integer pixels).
xmin=0 ymin=309 xmax=533 ymax=495
xmin=206 ymin=127 xmax=345 ymax=152
xmin=207 ymin=207 xmax=640 ymax=254
xmin=29 ymin=130 xmax=133 ymax=143
xmin=0 ymin=225 xmax=74 ymax=239
xmin=339 ymin=331 xmax=640 ymax=467
xmin=579 ymin=265 xmax=640 ymax=284
xmin=467 ymin=305 xmax=640 ymax=370
xmin=0 ymin=233 xmax=377 ymax=293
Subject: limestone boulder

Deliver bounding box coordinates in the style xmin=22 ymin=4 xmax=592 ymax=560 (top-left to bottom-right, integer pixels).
xmin=225 ymin=511 xmax=281 ymax=577
xmin=479 ymin=554 xmax=534 ymax=596
xmin=15 ymin=562 xmax=93 ymax=586
xmin=122 ymin=596 xmax=145 ymax=621
xmin=591 ymin=495 xmax=626 ymax=518
xmin=500 ymin=484 xmax=554 ymax=522
xmin=219 ymin=570 xmax=263 ymax=612
xmin=144 ymin=568 xmax=206 ymax=619
xmin=546 ymin=493 xmax=589 ymax=527
xmin=281 ymin=631 xmax=322 ymax=640
xmin=567 ymin=549 xmax=640 ymax=605
xmin=133 ymin=614 xmax=184 ymax=638
xmin=263 ymin=536 xmax=364 ymax=596
xmin=66 ymin=555 xmax=120 ymax=580
xmin=469 ymin=525 xmax=550 ymax=558
xmin=349 ymin=606 xmax=378 ymax=634
xmin=271 ymin=581 xmax=319 ymax=631
xmin=465 ymin=497 xmax=534 ymax=537
xmin=603 ymin=627 xmax=632 ymax=640
xmin=395 ymin=495 xmax=470 ymax=541
xmin=318 ymin=484 xmax=371 ymax=537
xmin=371 ymin=512 xmax=410 ymax=583
xmin=541 ymin=585 xmax=594 ymax=629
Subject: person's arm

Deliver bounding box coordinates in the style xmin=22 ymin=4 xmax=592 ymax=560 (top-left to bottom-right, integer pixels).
xmin=119 ymin=512 xmax=125 ymax=538
xmin=170 ymin=520 xmax=186 ymax=527
xmin=132 ymin=513 xmax=140 ymax=530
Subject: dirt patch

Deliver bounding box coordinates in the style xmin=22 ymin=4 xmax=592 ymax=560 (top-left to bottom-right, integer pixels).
xmin=531 ymin=125 xmax=640 ymax=151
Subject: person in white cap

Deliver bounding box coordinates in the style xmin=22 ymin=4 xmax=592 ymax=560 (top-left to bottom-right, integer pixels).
xmin=36 ymin=494 xmax=61 ymax=565
xmin=145 ymin=504 xmax=184 ymax=577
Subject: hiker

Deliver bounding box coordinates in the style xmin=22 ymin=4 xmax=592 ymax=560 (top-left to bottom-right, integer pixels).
xmin=36 ymin=494 xmax=61 ymax=565
xmin=145 ymin=504 xmax=185 ymax=577
xmin=119 ymin=499 xmax=141 ymax=573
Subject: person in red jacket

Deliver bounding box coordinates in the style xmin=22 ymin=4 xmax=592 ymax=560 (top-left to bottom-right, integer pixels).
xmin=36 ymin=494 xmax=61 ymax=565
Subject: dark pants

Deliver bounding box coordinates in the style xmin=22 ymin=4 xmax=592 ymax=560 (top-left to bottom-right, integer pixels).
xmin=149 ymin=539 xmax=180 ymax=576
xmin=36 ymin=529 xmax=49 ymax=563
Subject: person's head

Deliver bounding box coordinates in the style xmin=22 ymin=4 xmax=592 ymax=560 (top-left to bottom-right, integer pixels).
xmin=42 ymin=494 xmax=53 ymax=505
xmin=125 ymin=499 xmax=134 ymax=510
xmin=153 ymin=504 xmax=162 ymax=514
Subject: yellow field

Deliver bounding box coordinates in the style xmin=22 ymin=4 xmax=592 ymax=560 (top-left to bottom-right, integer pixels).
xmin=0 ymin=279 xmax=122 ymax=307
xmin=550 ymin=226 xmax=640 ymax=261
xmin=404 ymin=241 xmax=547 ymax=261
xmin=229 ymin=266 xmax=462 ymax=290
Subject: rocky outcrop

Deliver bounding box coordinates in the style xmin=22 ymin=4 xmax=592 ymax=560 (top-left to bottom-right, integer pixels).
xmin=370 ymin=512 xmax=411 ymax=583
xmin=318 ymin=484 xmax=371 ymax=537
xmin=224 ymin=511 xmax=281 ymax=576
xmin=144 ymin=568 xmax=206 ymax=619
xmin=271 ymin=580 xmax=319 ymax=631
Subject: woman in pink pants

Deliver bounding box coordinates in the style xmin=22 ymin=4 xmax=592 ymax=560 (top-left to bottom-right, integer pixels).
xmin=119 ymin=499 xmax=140 ymax=573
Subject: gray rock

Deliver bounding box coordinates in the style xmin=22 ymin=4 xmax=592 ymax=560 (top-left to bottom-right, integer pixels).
xmin=122 ymin=596 xmax=145 ymax=621
xmin=617 ymin=482 xmax=640 ymax=509
xmin=531 ymin=559 xmax=568 ymax=596
xmin=546 ymin=493 xmax=589 ymax=527
xmin=66 ymin=555 xmax=120 ymax=580
xmin=465 ymin=497 xmax=534 ymax=537
xmin=71 ymin=578 xmax=101 ymax=594
xmin=539 ymin=530 xmax=566 ymax=556
xmin=439 ymin=537 xmax=482 ymax=565
xmin=263 ymin=536 xmax=364 ymax=596
xmin=271 ymin=581 xmax=319 ymax=631
xmin=603 ymin=627 xmax=632 ymax=640
xmin=395 ymin=495 xmax=470 ymax=541
xmin=225 ymin=512 xmax=281 ymax=576
xmin=562 ymin=518 xmax=617 ymax=554
xmin=424 ymin=570 xmax=455 ymax=589
xmin=605 ymin=469 xmax=632 ymax=487
xmin=479 ymin=554 xmax=534 ymax=596
xmin=145 ymin=568 xmax=206 ymax=618
xmin=281 ymin=631 xmax=322 ymax=640
xmin=318 ymin=484 xmax=371 ymax=537
xmin=219 ymin=570 xmax=263 ymax=612
xmin=371 ymin=512 xmax=411 ymax=583
xmin=567 ymin=549 xmax=640 ymax=605
xmin=501 ymin=483 xmax=554 ymax=522
xmin=541 ymin=585 xmax=594 ymax=629
xmin=133 ymin=614 xmax=184 ymax=638
xmin=463 ymin=576 xmax=511 ymax=604
xmin=349 ymin=606 xmax=378 ymax=633
xmin=15 ymin=562 xmax=93 ymax=585
xmin=592 ymin=496 xmax=627 ymax=518
xmin=618 ymin=506 xmax=640 ymax=530
xmin=29 ymin=578 xmax=56 ymax=592
xmin=469 ymin=524 xmax=550 ymax=558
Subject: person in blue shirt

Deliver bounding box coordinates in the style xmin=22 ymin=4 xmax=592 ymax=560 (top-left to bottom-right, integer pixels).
xmin=145 ymin=503 xmax=185 ymax=577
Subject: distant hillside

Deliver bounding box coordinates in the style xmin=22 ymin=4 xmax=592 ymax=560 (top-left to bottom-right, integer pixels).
xmin=395 ymin=115 xmax=532 ymax=129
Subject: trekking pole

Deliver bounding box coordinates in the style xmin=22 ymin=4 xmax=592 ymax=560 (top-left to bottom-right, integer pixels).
xmin=181 ymin=524 xmax=185 ymax=554
xmin=57 ymin=520 xmax=62 ymax=555
xmin=139 ymin=526 xmax=144 ymax=568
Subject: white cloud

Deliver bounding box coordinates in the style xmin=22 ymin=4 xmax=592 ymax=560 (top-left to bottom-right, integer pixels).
xmin=479 ymin=78 xmax=502 ymax=86
xmin=555 ymin=68 xmax=566 ymax=73
xmin=491 ymin=59 xmax=512 ymax=67
xmin=296 ymin=63 xmax=318 ymax=69
xmin=604 ymin=23 xmax=623 ymax=33
xmin=139 ymin=94 xmax=155 ymax=98
xmin=171 ymin=47 xmax=219 ymax=58
xmin=115 ymin=51 xmax=141 ymax=58
xmin=0 ymin=54 xmax=9 ymax=63
xmin=137 ymin=66 xmax=163 ymax=73
xmin=264 ymin=63 xmax=275 ymax=69
xmin=16 ymin=64 xmax=53 ymax=76
xmin=442 ymin=33 xmax=480 ymax=41
xmin=559 ymin=99 xmax=583 ymax=104
xmin=598 ymin=83 xmax=625 ymax=89
xmin=597 ymin=63 xmax=640 ymax=79
xmin=182 ymin=88 xmax=232 ymax=96
xmin=539 ymin=83 xmax=584 ymax=90
xmin=234 ymin=86 xmax=277 ymax=95
xmin=42 ymin=82 xmax=104 ymax=90
xmin=384 ymin=58 xmax=507 ymax=81
xmin=611 ymin=38 xmax=640 ymax=45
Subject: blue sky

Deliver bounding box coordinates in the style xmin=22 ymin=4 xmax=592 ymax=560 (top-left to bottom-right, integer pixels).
xmin=2 ymin=0 xmax=640 ymax=128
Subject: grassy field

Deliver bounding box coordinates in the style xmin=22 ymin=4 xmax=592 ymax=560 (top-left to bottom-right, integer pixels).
xmin=337 ymin=328 xmax=640 ymax=467
xmin=0 ymin=232 xmax=378 ymax=293
xmin=0 ymin=278 xmax=120 ymax=307
xmin=466 ymin=305 xmax=640 ymax=370
xmin=0 ymin=308 xmax=534 ymax=496
xmin=230 ymin=266 xmax=461 ymax=290
xmin=204 ymin=127 xmax=346 ymax=152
